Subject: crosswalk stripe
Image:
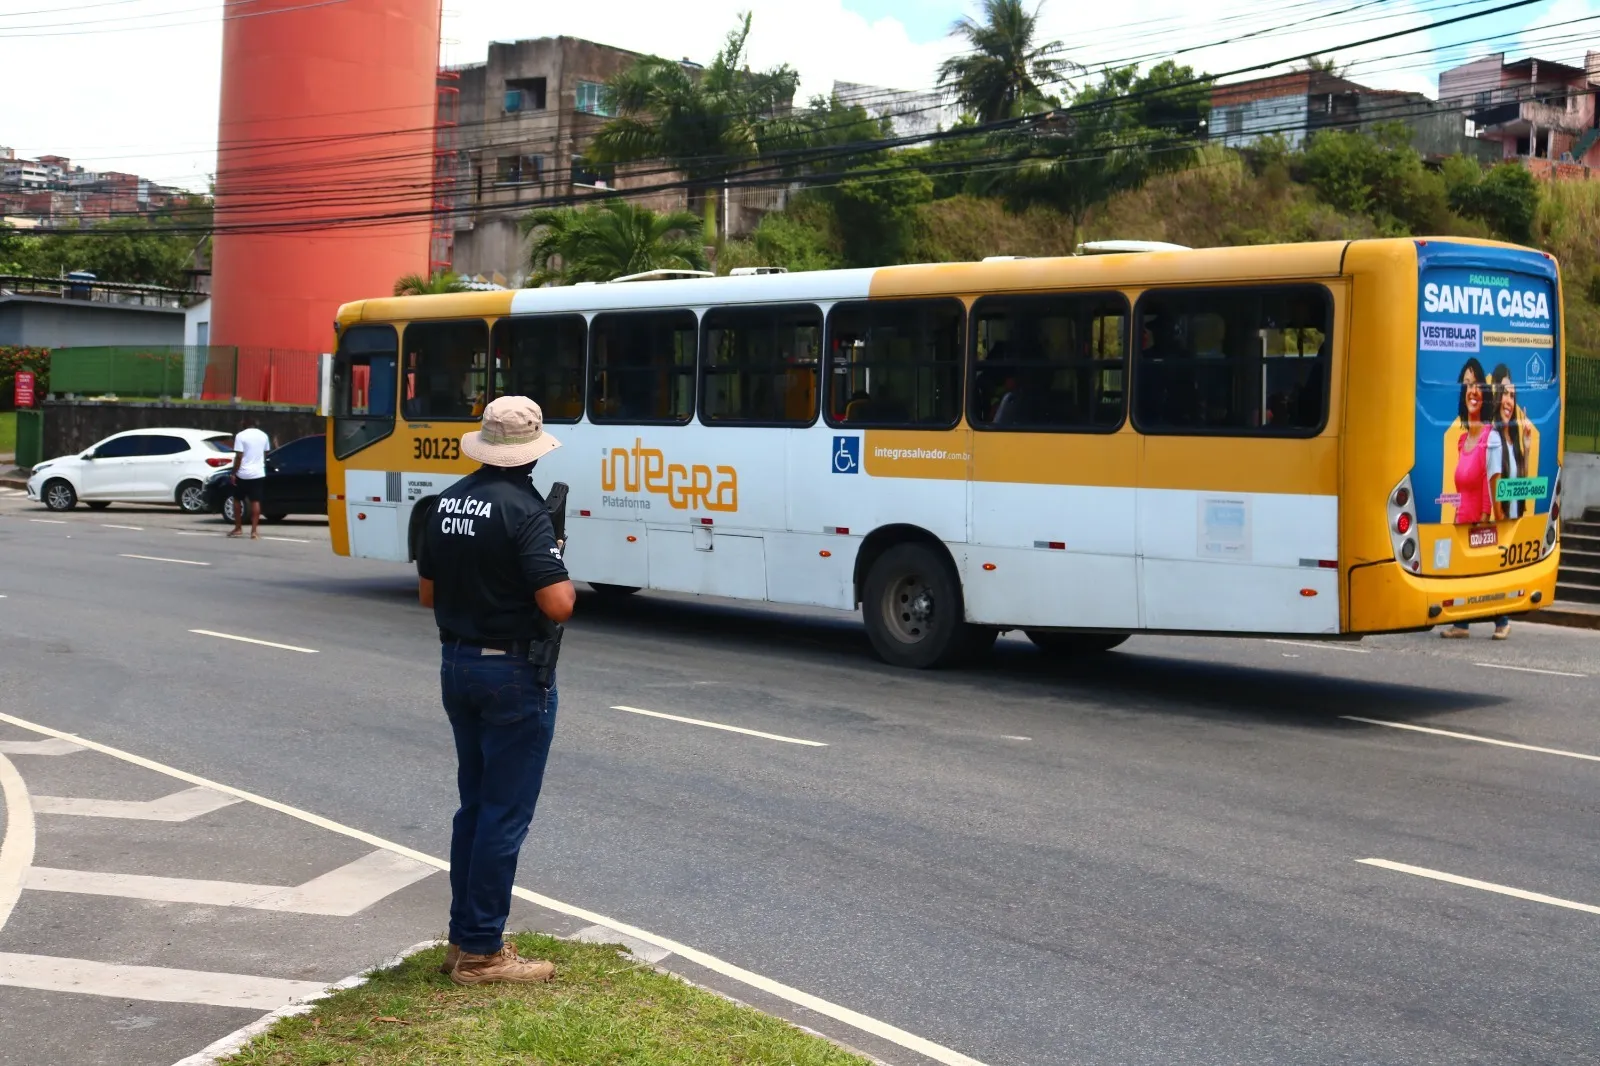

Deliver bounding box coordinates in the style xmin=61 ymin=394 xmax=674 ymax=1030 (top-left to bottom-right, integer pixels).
xmin=32 ymin=786 xmax=242 ymax=822
xmin=0 ymin=952 xmax=326 ymax=1009
xmin=25 ymin=848 xmax=436 ymax=915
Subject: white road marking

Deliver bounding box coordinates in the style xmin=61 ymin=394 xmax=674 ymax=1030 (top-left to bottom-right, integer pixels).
xmin=1358 ymin=859 xmax=1600 ymax=916
xmin=190 ymin=629 xmax=317 ymax=654
xmin=1264 ymin=639 xmax=1370 ymax=654
xmin=27 ymin=519 xmax=66 ymax=525
xmin=169 ymin=939 xmax=439 ymax=1066
xmin=100 ymin=523 xmax=144 ymax=531
xmin=32 ymin=786 xmax=241 ymax=822
xmin=0 ymin=737 xmax=83 ymax=755
xmin=0 ymin=953 xmax=327 ymax=1010
xmin=0 ymin=753 xmax=35 ymax=934
xmin=572 ymin=923 xmax=673 ymax=964
xmin=1341 ymin=716 xmax=1600 ymax=763
xmin=1000 ymin=735 xmax=1031 ymax=741
xmin=120 ymin=554 xmax=209 ymax=567
xmin=173 ymin=530 xmax=223 ymax=537
xmin=609 ymin=705 xmax=827 ymax=747
xmin=0 ymin=710 xmax=987 ymax=1066
xmin=1473 ymin=662 xmax=1586 ymax=678
xmin=25 ymin=849 xmax=435 ymax=915
xmin=261 ymin=535 xmax=310 ymax=543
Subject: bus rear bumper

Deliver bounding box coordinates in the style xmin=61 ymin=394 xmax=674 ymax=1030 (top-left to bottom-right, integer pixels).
xmin=1347 ymin=551 xmax=1559 ymax=633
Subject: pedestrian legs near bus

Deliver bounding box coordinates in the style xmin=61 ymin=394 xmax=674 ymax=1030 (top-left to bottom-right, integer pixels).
xmin=1441 ymin=616 xmax=1510 ymax=640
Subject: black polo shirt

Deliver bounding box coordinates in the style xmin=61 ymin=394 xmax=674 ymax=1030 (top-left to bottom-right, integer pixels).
xmin=416 ymin=466 xmax=569 ymax=642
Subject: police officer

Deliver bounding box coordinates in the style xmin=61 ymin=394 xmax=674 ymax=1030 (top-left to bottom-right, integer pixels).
xmin=416 ymin=396 xmax=575 ymax=985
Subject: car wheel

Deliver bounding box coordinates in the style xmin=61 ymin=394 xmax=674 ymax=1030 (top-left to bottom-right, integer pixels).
xmin=176 ymin=480 xmax=208 ymax=514
xmin=221 ymin=497 xmax=239 ymax=524
xmin=1025 ymin=631 xmax=1129 ymax=656
xmin=588 ymin=583 xmax=641 ymax=596
xmin=42 ymin=479 xmax=77 ymax=512
xmin=862 ymin=542 xmax=986 ymax=669
xmin=86 ymin=501 xmax=111 ymax=511
xmin=264 ymin=513 xmax=288 ymax=523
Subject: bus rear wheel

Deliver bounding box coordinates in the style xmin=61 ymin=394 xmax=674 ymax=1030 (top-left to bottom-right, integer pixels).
xmin=863 ymin=542 xmax=991 ymax=669
xmin=1025 ymin=631 xmax=1129 ymax=656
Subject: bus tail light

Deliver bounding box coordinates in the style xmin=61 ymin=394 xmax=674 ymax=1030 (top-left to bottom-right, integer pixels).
xmin=1386 ymin=474 xmax=1418 ymax=571
xmin=1542 ymin=467 xmax=1562 ymax=557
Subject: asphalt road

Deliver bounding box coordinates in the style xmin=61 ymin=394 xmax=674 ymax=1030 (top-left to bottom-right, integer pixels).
xmin=1 ymin=497 xmax=1597 ymax=1065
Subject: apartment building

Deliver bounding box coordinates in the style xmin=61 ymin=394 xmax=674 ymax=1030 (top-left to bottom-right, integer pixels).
xmin=1440 ymin=52 xmax=1600 ymax=177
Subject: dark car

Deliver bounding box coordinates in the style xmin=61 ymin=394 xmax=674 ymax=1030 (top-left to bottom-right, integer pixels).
xmin=202 ymin=433 xmax=327 ymax=523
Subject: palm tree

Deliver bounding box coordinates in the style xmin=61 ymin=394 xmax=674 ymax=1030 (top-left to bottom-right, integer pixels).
xmin=938 ymin=0 xmax=1074 ymax=123
xmin=520 ymin=199 xmax=708 ymax=285
xmin=588 ymin=14 xmax=806 ymax=243
xmin=392 ymin=270 xmax=467 ymax=296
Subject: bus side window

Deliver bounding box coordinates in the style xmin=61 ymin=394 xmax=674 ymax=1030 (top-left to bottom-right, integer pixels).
xmin=969 ymin=292 xmax=1129 ymax=432
xmin=824 ymin=299 xmax=963 ymax=428
xmin=589 ymin=310 xmax=696 ymax=425
xmin=491 ymin=315 xmax=586 ymax=423
xmin=1132 ymin=285 xmax=1332 ymax=436
xmin=332 ymin=324 xmax=398 ymax=459
xmin=700 ymin=304 xmax=821 ymax=426
xmin=402 ymin=319 xmax=490 ymax=421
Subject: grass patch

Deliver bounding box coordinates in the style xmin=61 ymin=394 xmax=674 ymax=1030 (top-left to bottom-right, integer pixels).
xmin=0 ymin=411 xmax=13 ymax=454
xmin=227 ymin=934 xmax=874 ymax=1066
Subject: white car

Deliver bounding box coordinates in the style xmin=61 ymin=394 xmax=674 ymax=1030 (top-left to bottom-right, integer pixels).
xmin=27 ymin=428 xmax=237 ymax=513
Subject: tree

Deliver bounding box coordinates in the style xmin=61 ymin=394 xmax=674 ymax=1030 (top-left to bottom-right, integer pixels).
xmin=1301 ymin=55 xmax=1351 ymax=77
xmin=986 ymin=62 xmax=1211 ymax=245
xmin=392 ymin=270 xmax=468 ymax=296
xmin=1301 ymin=123 xmax=1451 ymax=235
xmin=521 ymin=199 xmax=708 ymax=285
xmin=1446 ymin=159 xmax=1539 ymax=244
xmin=589 ymin=14 xmax=806 ymax=244
xmin=17 ymin=219 xmax=195 ymax=287
xmin=937 ymin=0 xmax=1073 ymax=122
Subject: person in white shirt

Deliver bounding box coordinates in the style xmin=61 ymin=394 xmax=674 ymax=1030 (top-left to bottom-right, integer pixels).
xmin=229 ymin=418 xmax=271 ymax=539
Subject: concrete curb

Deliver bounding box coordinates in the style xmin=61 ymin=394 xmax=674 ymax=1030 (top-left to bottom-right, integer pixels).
xmin=0 ymin=477 xmax=27 ymax=491
xmin=1524 ymin=605 xmax=1600 ymax=630
xmin=167 ymin=939 xmax=443 ymax=1066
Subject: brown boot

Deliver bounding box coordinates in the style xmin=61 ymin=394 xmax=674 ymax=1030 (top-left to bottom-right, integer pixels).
xmin=450 ymin=941 xmax=555 ymax=986
xmin=438 ymin=943 xmax=460 ymax=975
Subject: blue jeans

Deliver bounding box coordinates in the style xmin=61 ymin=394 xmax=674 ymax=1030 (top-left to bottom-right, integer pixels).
xmin=1453 ymin=616 xmax=1509 ymax=630
xmin=440 ymin=642 xmax=558 ymax=955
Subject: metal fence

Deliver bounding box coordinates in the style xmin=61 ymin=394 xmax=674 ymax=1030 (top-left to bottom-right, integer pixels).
xmin=1569 ymin=354 xmax=1600 ymax=455
xmin=47 ymin=346 xmax=320 ymax=407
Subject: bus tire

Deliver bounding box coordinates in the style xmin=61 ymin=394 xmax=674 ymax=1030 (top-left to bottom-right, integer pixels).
xmin=1025 ymin=630 xmax=1129 ymax=656
xmin=862 ymin=542 xmax=979 ymax=669
xmin=589 ymin=583 xmax=641 ymax=597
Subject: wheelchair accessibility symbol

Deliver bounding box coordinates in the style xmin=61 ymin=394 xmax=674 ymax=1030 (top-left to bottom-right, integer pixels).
xmin=832 ymin=435 xmax=860 ymax=474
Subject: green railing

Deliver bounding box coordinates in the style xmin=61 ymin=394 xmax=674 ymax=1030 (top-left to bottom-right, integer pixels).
xmin=1569 ymin=354 xmax=1600 ymax=455
xmin=46 ymin=346 xmax=320 ymax=407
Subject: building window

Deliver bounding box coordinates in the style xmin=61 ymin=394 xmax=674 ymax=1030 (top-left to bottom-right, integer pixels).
xmin=970 ymin=292 xmax=1128 ymax=432
xmin=570 ymin=155 xmax=612 ymax=189
xmin=1225 ymin=109 xmax=1244 ymax=136
xmin=589 ymin=311 xmax=697 ymax=424
xmin=504 ymin=77 xmax=547 ymax=112
xmin=491 ymin=315 xmax=585 ymax=423
xmin=700 ymin=305 xmax=821 ymax=425
xmin=575 ymin=81 xmax=612 ymax=116
xmin=496 ymin=155 xmax=545 ymax=185
xmin=402 ymin=319 xmax=491 ymax=421
xmin=825 ymin=299 xmax=963 ymax=428
xmin=1132 ymin=285 xmax=1331 ymax=436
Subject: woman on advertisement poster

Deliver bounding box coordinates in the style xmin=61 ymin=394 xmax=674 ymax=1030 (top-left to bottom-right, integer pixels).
xmin=1448 ymin=358 xmax=1499 ymax=526
xmin=1490 ymin=364 xmax=1537 ymax=519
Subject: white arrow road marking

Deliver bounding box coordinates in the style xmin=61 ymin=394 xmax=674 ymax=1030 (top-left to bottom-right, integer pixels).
xmin=0 ymin=738 xmax=83 ymax=756
xmin=25 ymin=849 xmax=435 ymax=915
xmin=0 ymin=953 xmax=327 ymax=1010
xmin=32 ymin=786 xmax=242 ymax=822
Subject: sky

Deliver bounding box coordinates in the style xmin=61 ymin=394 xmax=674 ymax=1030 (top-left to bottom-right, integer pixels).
xmin=0 ymin=0 xmax=1591 ymax=192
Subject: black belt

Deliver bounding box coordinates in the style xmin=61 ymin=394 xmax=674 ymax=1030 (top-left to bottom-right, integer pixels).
xmin=440 ymin=630 xmax=534 ymax=655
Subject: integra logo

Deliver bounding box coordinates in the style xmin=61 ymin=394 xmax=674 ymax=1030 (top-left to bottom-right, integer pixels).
xmin=601 ymin=438 xmax=738 ymax=512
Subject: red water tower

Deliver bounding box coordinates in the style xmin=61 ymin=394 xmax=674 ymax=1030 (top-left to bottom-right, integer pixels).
xmin=209 ymin=0 xmax=442 ymax=355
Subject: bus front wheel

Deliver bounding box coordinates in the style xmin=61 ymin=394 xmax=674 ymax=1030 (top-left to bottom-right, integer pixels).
xmin=863 ymin=542 xmax=992 ymax=669
xmin=1025 ymin=631 xmax=1129 ymax=656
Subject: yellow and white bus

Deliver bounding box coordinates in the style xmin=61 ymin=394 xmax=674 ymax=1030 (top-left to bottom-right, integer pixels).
xmin=326 ymin=238 xmax=1565 ymax=667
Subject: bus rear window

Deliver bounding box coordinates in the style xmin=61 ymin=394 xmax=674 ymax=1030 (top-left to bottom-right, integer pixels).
xmin=1133 ymin=285 xmax=1330 ymax=435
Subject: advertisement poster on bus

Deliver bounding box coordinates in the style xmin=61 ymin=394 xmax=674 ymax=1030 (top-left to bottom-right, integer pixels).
xmin=1412 ymin=247 xmax=1560 ymax=559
